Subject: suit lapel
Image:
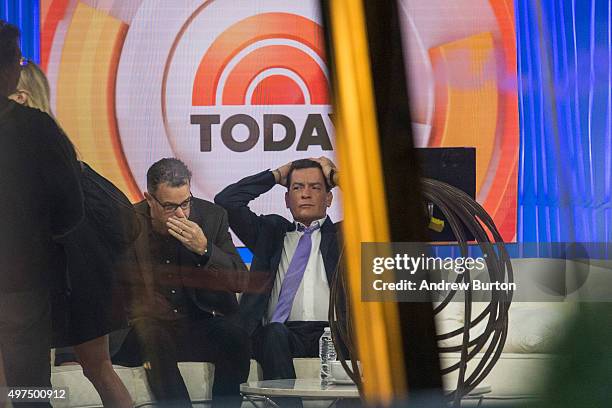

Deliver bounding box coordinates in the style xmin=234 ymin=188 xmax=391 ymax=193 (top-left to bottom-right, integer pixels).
xmin=269 ymin=223 xmax=291 ymax=285
xmin=320 ymin=217 xmax=340 ymax=285
xmin=262 ymin=220 xmax=294 ymax=296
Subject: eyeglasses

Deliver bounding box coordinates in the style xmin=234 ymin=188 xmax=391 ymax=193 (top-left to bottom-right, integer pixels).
xmin=19 ymin=56 xmax=28 ymax=67
xmin=150 ymin=192 xmax=193 ymax=213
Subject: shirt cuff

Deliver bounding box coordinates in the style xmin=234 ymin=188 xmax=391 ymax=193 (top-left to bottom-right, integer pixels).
xmin=190 ymin=242 xmax=211 ymax=267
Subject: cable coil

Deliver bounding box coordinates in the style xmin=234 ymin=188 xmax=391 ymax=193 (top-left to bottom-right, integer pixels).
xmin=329 ymin=178 xmax=513 ymax=406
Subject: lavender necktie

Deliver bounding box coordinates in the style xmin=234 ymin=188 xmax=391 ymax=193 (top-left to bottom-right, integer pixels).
xmin=271 ymin=223 xmax=321 ymax=323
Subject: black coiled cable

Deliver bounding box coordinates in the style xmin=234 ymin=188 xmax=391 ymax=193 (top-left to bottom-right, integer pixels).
xmin=329 ymin=178 xmax=513 ymax=406
xmin=421 ymin=178 xmax=513 ymax=406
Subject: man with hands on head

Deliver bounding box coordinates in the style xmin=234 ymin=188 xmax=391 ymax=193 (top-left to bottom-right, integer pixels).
xmin=113 ymin=158 xmax=250 ymax=408
xmin=215 ymin=156 xmax=345 ymax=382
xmin=272 ymin=157 xmax=340 ymax=192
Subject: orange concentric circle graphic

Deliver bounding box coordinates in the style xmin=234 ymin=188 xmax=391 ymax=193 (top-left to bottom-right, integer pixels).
xmin=42 ymin=0 xmax=518 ymax=241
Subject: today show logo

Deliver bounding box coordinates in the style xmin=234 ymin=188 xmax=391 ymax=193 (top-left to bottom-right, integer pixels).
xmin=188 ymin=12 xmax=333 ymax=153
xmin=117 ymin=1 xmax=340 ymax=209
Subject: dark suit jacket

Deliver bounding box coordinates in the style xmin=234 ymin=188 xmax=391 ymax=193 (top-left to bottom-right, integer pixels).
xmin=215 ymin=170 xmax=344 ymax=336
xmin=120 ymin=198 xmax=248 ymax=322
xmin=0 ymin=99 xmax=83 ymax=294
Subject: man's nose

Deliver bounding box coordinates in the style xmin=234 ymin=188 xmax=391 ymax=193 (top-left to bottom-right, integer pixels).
xmin=174 ymin=207 xmax=187 ymax=218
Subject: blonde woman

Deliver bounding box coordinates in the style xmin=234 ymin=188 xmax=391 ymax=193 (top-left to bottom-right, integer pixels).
xmin=9 ymin=61 xmax=51 ymax=112
xmin=10 ymin=61 xmax=133 ymax=408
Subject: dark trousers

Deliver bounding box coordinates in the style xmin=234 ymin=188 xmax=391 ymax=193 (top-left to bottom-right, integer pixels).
xmin=0 ymin=289 xmax=52 ymax=408
xmin=252 ymin=321 xmax=327 ymax=380
xmin=113 ymin=315 xmax=250 ymax=408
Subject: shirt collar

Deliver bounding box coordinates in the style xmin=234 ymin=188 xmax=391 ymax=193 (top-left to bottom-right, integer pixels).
xmin=294 ymin=216 xmax=328 ymax=232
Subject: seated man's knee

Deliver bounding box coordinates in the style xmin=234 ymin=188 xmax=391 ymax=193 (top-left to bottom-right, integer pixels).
xmin=234 ymin=330 xmax=251 ymax=360
xmin=257 ymin=323 xmax=291 ymax=351
xmin=262 ymin=322 xmax=289 ymax=338
xmin=216 ymin=321 xmax=251 ymax=361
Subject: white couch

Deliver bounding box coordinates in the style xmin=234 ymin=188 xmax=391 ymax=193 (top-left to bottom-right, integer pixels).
xmin=437 ymin=257 xmax=611 ymax=404
xmin=50 ymin=359 xmax=321 ymax=407
xmin=48 ymin=258 xmax=609 ymax=406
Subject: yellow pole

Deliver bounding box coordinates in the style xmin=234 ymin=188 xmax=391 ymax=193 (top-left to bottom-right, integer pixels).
xmin=328 ymin=0 xmax=408 ymax=404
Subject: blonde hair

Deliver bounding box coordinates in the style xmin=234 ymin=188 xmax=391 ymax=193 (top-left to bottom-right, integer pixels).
xmin=16 ymin=61 xmax=53 ymax=115
xmin=15 ymin=61 xmax=80 ymax=157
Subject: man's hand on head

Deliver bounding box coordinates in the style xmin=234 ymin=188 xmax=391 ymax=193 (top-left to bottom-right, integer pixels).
xmin=312 ymin=156 xmax=339 ymax=188
xmin=273 ymin=162 xmax=293 ymax=186
xmin=167 ymin=217 xmax=208 ymax=256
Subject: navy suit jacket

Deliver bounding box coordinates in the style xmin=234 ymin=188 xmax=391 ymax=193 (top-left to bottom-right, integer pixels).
xmin=215 ymin=170 xmax=344 ymax=335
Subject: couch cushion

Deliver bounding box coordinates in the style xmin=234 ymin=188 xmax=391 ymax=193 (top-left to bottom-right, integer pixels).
xmin=435 ymin=301 xmax=577 ymax=354
xmin=51 ymin=359 xmax=319 ymax=407
xmin=435 ymin=258 xmax=581 ymax=354
xmin=51 ymin=363 xmax=214 ymax=407
xmin=51 ymin=365 xmax=136 ymax=408
xmin=440 ymin=353 xmax=555 ymax=398
xmin=504 ymin=302 xmax=576 ymax=353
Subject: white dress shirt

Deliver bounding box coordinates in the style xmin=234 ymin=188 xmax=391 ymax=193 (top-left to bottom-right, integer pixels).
xmin=265 ymin=216 xmax=330 ymax=323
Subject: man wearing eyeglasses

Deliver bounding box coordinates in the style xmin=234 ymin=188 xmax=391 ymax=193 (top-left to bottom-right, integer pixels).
xmin=113 ymin=158 xmax=250 ymax=408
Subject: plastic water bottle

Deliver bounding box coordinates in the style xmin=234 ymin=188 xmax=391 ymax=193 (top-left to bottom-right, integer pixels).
xmin=319 ymin=327 xmax=337 ymax=381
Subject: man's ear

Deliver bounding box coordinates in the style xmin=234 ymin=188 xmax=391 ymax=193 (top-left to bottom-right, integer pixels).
xmin=325 ymin=190 xmax=333 ymax=208
xmin=285 ymin=191 xmax=290 ymax=209
xmin=144 ymin=192 xmax=154 ymax=207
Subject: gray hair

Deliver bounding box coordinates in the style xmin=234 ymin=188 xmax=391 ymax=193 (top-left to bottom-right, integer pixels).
xmin=146 ymin=158 xmax=192 ymax=193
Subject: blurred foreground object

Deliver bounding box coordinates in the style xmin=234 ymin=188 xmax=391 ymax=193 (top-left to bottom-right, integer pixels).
xmin=533 ymin=303 xmax=612 ymax=408
xmin=421 ymin=179 xmax=513 ymax=405
xmin=321 ymin=0 xmax=442 ymax=405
